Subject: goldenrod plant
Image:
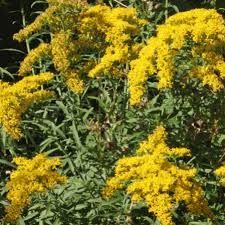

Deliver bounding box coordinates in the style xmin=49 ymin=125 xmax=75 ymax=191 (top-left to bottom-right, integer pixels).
xmin=103 ymin=126 xmax=213 ymax=225
xmin=14 ymin=2 xmax=146 ymax=94
xmin=128 ymin=9 xmax=225 ymax=105
xmin=4 ymin=153 xmax=67 ymax=223
xmin=1 ymin=0 xmax=225 ymax=224
xmin=0 ymin=73 xmax=54 ymax=140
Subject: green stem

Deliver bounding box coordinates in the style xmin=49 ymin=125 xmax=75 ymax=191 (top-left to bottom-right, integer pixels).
xmin=20 ymin=0 xmax=30 ymax=53
xmin=113 ymin=0 xmax=128 ymax=8
xmin=165 ymin=0 xmax=168 ymax=21
xmin=20 ymin=0 xmax=35 ymax=75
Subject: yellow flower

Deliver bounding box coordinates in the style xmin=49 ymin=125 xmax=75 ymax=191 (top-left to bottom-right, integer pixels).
xmin=64 ymin=70 xmax=84 ymax=93
xmin=0 ymin=73 xmax=54 ymax=140
xmin=80 ymin=5 xmax=146 ymax=78
xmin=51 ymin=32 xmax=85 ymax=93
xmin=4 ymin=153 xmax=67 ymax=223
xmin=13 ymin=0 xmax=86 ymax=42
xmin=19 ymin=43 xmax=52 ymax=76
xmin=128 ymin=9 xmax=225 ymax=105
xmin=214 ymin=162 xmax=225 ymax=186
xmin=13 ymin=6 xmax=58 ymax=42
xmin=103 ymin=126 xmax=213 ymax=225
xmin=15 ymin=3 xmax=145 ymax=94
xmin=47 ymin=0 xmax=87 ymax=6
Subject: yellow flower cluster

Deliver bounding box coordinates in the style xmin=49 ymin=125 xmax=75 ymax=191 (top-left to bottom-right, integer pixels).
xmin=18 ymin=32 xmax=84 ymax=93
xmin=103 ymin=126 xmax=213 ymax=225
xmin=0 ymin=73 xmax=54 ymax=140
xmin=214 ymin=163 xmax=225 ymax=186
xmin=51 ymin=32 xmax=84 ymax=93
xmin=4 ymin=153 xmax=67 ymax=223
xmin=14 ymin=3 xmax=145 ymax=93
xmin=47 ymin=0 xmax=87 ymax=33
xmin=128 ymin=9 xmax=225 ymax=105
xmin=19 ymin=43 xmax=52 ymax=76
xmin=13 ymin=0 xmax=87 ymax=42
xmin=13 ymin=6 xmax=58 ymax=42
xmin=80 ymin=5 xmax=146 ymax=78
xmin=48 ymin=0 xmax=87 ymax=5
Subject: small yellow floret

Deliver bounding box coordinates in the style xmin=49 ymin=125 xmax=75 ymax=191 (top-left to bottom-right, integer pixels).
xmin=214 ymin=163 xmax=225 ymax=186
